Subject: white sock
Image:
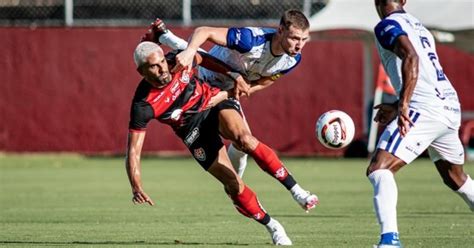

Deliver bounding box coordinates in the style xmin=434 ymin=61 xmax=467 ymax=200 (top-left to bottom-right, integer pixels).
xmin=158 ymin=31 xmax=189 ymax=50
xmin=159 ymin=31 xmax=207 ymax=52
xmin=456 ymin=175 xmax=474 ymax=211
xmin=290 ymin=184 xmax=306 ymax=196
xmin=368 ymin=169 xmax=399 ymax=234
xmin=228 ymin=144 xmax=248 ymax=178
xmin=266 ymin=217 xmax=278 ymax=229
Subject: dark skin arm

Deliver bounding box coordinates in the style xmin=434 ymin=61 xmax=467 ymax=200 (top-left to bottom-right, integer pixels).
xmin=392 ymin=35 xmax=418 ymax=136
xmin=125 ymin=131 xmax=155 ymax=206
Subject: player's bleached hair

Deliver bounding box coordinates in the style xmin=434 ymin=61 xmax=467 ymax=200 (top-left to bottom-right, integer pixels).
xmin=133 ymin=41 xmax=163 ymax=68
xmin=279 ymin=9 xmax=309 ymax=30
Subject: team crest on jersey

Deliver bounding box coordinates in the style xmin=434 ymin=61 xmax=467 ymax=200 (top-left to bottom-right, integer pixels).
xmin=180 ymin=71 xmax=190 ymax=83
xmin=193 ymin=147 xmax=206 ymax=161
xmin=184 ymin=127 xmax=200 ymax=146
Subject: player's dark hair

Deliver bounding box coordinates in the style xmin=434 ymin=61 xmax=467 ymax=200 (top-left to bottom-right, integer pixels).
xmin=279 ymin=9 xmax=309 ymax=30
xmin=377 ymin=0 xmax=401 ymax=5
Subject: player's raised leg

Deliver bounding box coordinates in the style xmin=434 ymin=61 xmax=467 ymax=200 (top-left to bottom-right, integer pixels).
xmin=228 ymin=143 xmax=248 ymax=177
xmin=207 ymin=146 xmax=292 ymax=245
xmin=435 ymin=160 xmax=474 ymax=211
xmin=218 ymin=107 xmax=319 ymax=212
xmin=367 ymin=150 xmax=406 ymax=248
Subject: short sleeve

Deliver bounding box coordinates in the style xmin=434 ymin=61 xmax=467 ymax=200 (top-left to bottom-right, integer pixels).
xmin=226 ymin=27 xmax=266 ymax=53
xmin=374 ymin=19 xmax=407 ymax=50
xmin=129 ymin=101 xmax=154 ymax=131
xmin=279 ymin=54 xmax=301 ymax=75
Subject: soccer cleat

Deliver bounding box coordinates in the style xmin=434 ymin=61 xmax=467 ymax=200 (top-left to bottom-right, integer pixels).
xmin=141 ymin=18 xmax=169 ymax=44
xmin=373 ymin=232 xmax=402 ymax=248
xmin=265 ymin=219 xmax=292 ymax=246
xmin=292 ymin=191 xmax=319 ymax=212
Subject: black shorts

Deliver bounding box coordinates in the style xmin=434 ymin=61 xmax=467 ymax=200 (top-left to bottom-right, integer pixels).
xmin=180 ymin=98 xmax=242 ymax=170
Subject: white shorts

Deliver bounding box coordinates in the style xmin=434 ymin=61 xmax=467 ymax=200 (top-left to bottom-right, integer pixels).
xmin=377 ymin=109 xmax=465 ymax=165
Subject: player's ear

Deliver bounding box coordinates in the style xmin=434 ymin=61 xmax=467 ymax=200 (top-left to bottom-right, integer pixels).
xmin=278 ymin=25 xmax=284 ymax=35
xmin=136 ymin=66 xmax=144 ymax=76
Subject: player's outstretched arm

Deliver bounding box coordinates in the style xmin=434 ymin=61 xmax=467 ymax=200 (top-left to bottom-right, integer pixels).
xmin=247 ymin=77 xmax=276 ymax=95
xmin=195 ymin=51 xmax=249 ymax=99
xmin=172 ymin=27 xmax=229 ymax=73
xmin=393 ymin=35 xmax=418 ymax=136
xmin=125 ymin=131 xmax=155 ymax=206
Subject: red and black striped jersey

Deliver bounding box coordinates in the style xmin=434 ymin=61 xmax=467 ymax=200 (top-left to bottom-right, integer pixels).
xmin=129 ymin=53 xmax=221 ymax=136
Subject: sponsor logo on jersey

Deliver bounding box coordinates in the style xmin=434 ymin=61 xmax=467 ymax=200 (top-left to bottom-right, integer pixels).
xmin=193 ymin=147 xmax=206 ymax=161
xmin=170 ymin=82 xmax=180 ymax=93
xmin=384 ymin=25 xmax=395 ymax=33
xmin=184 ymin=127 xmax=200 ymax=146
xmin=170 ymin=108 xmax=183 ymax=121
xmin=235 ymin=30 xmax=241 ymax=45
xmin=151 ymin=91 xmax=165 ymax=103
xmin=270 ymin=73 xmax=282 ymax=81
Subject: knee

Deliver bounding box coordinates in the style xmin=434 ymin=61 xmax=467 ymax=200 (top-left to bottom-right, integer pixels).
xmin=366 ymin=150 xmax=404 ymax=177
xmin=235 ymin=133 xmax=257 ymax=153
xmin=224 ymin=178 xmax=244 ymax=196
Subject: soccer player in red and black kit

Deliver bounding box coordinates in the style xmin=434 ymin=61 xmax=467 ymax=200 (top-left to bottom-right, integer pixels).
xmin=126 ymin=41 xmax=293 ymax=245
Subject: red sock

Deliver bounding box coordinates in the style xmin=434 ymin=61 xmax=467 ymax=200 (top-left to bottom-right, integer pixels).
xmin=231 ymin=185 xmax=270 ymax=224
xmin=249 ymin=142 xmax=297 ymax=190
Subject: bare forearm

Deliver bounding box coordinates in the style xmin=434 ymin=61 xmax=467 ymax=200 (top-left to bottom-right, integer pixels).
xmin=125 ymin=152 xmax=143 ymax=193
xmin=399 ymin=54 xmax=418 ymax=107
xmin=248 ymin=78 xmax=275 ymax=94
xmin=188 ymin=27 xmax=227 ymax=51
xmin=187 ymin=27 xmax=212 ymax=52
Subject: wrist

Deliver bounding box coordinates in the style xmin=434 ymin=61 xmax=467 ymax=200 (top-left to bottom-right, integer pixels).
xmin=227 ymin=71 xmax=241 ymax=81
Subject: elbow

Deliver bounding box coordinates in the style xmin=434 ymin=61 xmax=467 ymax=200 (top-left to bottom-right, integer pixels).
xmin=194 ymin=26 xmax=212 ymax=36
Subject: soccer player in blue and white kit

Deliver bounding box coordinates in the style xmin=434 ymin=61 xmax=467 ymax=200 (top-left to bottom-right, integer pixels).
xmin=368 ymin=1 xmax=474 ymax=247
xmin=142 ymin=10 xmax=319 ymax=213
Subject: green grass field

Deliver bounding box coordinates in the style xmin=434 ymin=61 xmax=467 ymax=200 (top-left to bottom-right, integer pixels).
xmin=1 ymin=154 xmax=473 ymax=247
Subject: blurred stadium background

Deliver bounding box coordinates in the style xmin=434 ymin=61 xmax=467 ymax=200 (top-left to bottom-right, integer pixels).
xmin=0 ymin=0 xmax=473 ymax=158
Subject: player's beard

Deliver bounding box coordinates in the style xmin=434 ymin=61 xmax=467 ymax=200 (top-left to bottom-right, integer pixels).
xmin=149 ymin=72 xmax=172 ymax=88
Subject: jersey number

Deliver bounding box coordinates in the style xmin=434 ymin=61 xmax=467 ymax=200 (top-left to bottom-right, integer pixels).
xmin=419 ymin=36 xmax=446 ymax=81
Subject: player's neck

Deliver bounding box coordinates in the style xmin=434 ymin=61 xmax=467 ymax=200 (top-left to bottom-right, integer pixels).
xmin=270 ymin=35 xmax=285 ymax=56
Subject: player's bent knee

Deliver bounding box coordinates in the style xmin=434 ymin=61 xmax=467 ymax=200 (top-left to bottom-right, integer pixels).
xmin=366 ymin=150 xmax=406 ymax=176
xmin=237 ymin=134 xmax=258 ymax=153
xmin=223 ymin=178 xmax=243 ymax=196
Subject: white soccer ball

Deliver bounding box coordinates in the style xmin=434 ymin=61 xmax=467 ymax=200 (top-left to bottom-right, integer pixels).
xmin=315 ymin=110 xmax=355 ymax=149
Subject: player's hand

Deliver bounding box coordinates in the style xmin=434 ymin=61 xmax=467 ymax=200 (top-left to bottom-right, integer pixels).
xmin=373 ymin=103 xmax=397 ymax=125
xmin=232 ymin=74 xmax=250 ymax=100
xmin=132 ymin=190 xmax=155 ymax=206
xmin=397 ymin=105 xmax=414 ymax=137
xmin=172 ymin=48 xmax=196 ymax=73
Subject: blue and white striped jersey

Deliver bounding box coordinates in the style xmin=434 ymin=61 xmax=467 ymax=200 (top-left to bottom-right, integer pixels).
xmin=374 ymin=11 xmax=461 ymax=128
xmin=199 ymin=27 xmax=301 ymax=90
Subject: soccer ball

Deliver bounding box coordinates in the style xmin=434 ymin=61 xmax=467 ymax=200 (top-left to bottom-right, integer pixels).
xmin=315 ymin=110 xmax=355 ymax=149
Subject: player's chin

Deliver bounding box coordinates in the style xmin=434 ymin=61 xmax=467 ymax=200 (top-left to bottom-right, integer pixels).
xmin=287 ymin=51 xmax=300 ymax=57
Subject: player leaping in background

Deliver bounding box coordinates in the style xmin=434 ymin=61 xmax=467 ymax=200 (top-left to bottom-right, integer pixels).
xmin=141 ymin=10 xmax=319 ymax=212
xmin=368 ymin=1 xmax=474 ymax=247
